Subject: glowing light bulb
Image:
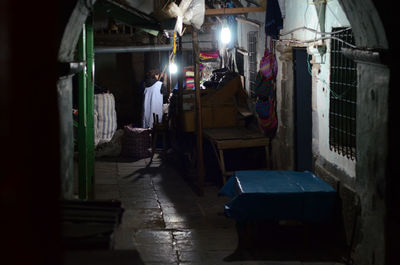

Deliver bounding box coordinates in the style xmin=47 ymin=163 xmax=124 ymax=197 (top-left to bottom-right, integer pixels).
xmin=169 ymin=62 xmax=177 ymax=74
xmin=220 ymin=26 xmax=231 ymax=44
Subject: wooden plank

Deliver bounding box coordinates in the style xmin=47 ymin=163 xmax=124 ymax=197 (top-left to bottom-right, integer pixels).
xmin=219 ymin=149 xmax=227 ymax=183
xmin=192 ymin=29 xmax=205 ymax=195
xmin=203 ymin=126 xmax=271 ymax=183
xmin=205 ymin=6 xmax=265 ymax=16
xmin=265 ymin=145 xmax=270 ymax=169
xmin=245 ymin=0 xmax=261 ymax=7
xmin=235 ymin=17 xmax=260 ymax=28
xmin=216 ymin=138 xmax=269 ymax=149
xmin=203 ymin=127 xmax=265 ymax=140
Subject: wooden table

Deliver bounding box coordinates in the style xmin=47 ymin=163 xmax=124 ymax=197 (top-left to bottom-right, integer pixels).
xmin=203 ymin=127 xmax=270 ymax=183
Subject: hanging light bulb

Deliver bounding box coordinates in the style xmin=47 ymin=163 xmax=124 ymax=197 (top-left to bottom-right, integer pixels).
xmin=169 ymin=62 xmax=178 ymax=74
xmin=220 ymin=26 xmax=231 ymax=44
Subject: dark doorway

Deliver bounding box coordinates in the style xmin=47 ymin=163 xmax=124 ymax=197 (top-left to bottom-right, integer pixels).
xmin=293 ymin=48 xmax=313 ymax=171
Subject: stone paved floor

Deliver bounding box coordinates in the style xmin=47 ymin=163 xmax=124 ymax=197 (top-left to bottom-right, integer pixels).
xmin=92 ymin=153 xmax=345 ymax=265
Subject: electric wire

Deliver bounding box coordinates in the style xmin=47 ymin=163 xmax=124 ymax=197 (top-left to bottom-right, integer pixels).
xmin=306 ymin=52 xmax=354 ymax=100
xmin=276 ymin=35 xmax=356 ymax=49
xmin=280 ymin=26 xmax=352 ymax=37
xmin=291 ymin=0 xmax=355 ymax=48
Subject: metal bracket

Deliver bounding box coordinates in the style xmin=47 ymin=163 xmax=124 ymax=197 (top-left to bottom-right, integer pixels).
xmin=58 ymin=61 xmax=86 ymax=77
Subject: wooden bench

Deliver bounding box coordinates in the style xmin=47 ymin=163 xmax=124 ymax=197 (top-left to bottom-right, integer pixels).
xmin=203 ymin=127 xmax=270 ymax=183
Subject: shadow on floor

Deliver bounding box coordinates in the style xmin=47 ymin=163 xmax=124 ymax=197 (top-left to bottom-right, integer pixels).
xmin=63 ymin=250 xmax=145 ymax=265
xmin=224 ymin=219 xmax=349 ymax=263
xmin=95 ymin=155 xmax=147 ymax=163
xmin=94 ymin=149 xmax=349 ymax=264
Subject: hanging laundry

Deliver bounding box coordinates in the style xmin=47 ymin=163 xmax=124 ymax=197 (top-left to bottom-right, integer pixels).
xmin=254 ymin=71 xmax=278 ymax=136
xmin=259 ymin=47 xmax=278 ymax=79
xmin=265 ymin=0 xmax=283 ymax=39
xmin=254 ymin=71 xmax=274 ymax=98
xmin=257 ymin=99 xmax=278 ymax=136
xmin=142 ymin=78 xmax=164 ymax=128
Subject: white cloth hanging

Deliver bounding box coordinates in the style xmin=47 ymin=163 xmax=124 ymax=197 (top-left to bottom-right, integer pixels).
xmin=142 ymin=81 xmax=163 ymax=128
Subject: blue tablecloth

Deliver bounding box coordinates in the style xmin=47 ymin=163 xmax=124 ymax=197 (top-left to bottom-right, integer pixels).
xmin=218 ymin=170 xmax=337 ymax=222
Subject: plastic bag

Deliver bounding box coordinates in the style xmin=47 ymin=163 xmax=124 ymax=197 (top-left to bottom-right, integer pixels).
xmin=173 ymin=0 xmax=205 ymax=35
xmin=154 ymin=0 xmax=205 ymax=35
xmin=182 ymin=0 xmax=205 ymax=30
xmin=153 ymin=2 xmax=182 ymax=20
xmin=164 ymin=2 xmax=184 ymax=34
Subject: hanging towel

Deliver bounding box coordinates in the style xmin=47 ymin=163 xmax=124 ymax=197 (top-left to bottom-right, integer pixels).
xmin=143 ymin=81 xmax=163 ymax=128
xmin=265 ymin=0 xmax=283 ymax=39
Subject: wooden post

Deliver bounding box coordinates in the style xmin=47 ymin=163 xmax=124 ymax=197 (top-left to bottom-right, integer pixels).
xmin=205 ymin=6 xmax=265 ymax=16
xmin=192 ymin=28 xmax=204 ymax=195
xmin=177 ymin=36 xmax=183 ymax=113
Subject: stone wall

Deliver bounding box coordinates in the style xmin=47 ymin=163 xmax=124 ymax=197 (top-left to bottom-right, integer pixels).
xmin=273 ymin=1 xmax=390 ymax=264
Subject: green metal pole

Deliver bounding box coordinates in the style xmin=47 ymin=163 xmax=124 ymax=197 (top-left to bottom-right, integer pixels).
xmin=78 ymin=24 xmax=87 ymax=199
xmin=86 ymin=16 xmax=95 ymax=200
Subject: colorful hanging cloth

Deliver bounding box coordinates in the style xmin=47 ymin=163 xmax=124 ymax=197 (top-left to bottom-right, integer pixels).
xmin=259 ymin=38 xmax=278 ymax=80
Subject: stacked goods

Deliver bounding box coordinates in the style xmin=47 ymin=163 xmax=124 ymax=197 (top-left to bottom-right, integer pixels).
xmin=184 ymin=66 xmax=195 ymax=90
xmin=200 ymin=51 xmax=220 ymax=82
xmin=94 ymin=93 xmax=117 ymax=146
xmin=199 ymin=51 xmax=219 ymax=61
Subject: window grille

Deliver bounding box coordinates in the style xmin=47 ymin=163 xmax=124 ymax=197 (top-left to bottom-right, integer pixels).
xmin=329 ymin=28 xmax=357 ymax=160
xmin=248 ymin=31 xmax=258 ymax=98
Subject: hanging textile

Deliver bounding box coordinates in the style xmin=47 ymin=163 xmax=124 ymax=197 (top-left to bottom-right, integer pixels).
xmin=256 ymin=37 xmax=278 ymax=136
xmin=265 ymin=0 xmax=283 ymax=39
xmin=257 ymin=0 xmax=282 ymax=136
xmin=259 ymin=38 xmax=278 ymax=80
xmin=142 ymin=81 xmax=163 ymax=128
xmin=256 ymin=96 xmax=278 ymax=136
xmin=254 ymin=70 xmax=274 ymax=98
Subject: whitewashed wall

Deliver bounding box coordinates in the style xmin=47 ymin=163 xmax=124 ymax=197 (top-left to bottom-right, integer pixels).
xmin=280 ymin=0 xmax=355 ymax=177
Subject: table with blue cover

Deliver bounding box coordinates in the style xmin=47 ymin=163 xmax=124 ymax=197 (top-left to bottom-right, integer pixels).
xmin=218 ymin=170 xmax=337 ymax=223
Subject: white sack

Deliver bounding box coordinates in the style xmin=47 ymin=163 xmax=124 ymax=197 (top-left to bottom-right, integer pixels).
xmin=94 ymin=93 xmax=117 ymax=146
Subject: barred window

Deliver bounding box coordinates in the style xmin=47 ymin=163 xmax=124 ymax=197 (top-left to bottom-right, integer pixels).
xmin=329 ymin=28 xmax=357 ymax=160
xmin=248 ymin=31 xmax=258 ymax=98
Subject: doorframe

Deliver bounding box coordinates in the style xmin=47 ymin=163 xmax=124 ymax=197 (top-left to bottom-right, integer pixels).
xmin=293 ymin=47 xmax=313 ymax=172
